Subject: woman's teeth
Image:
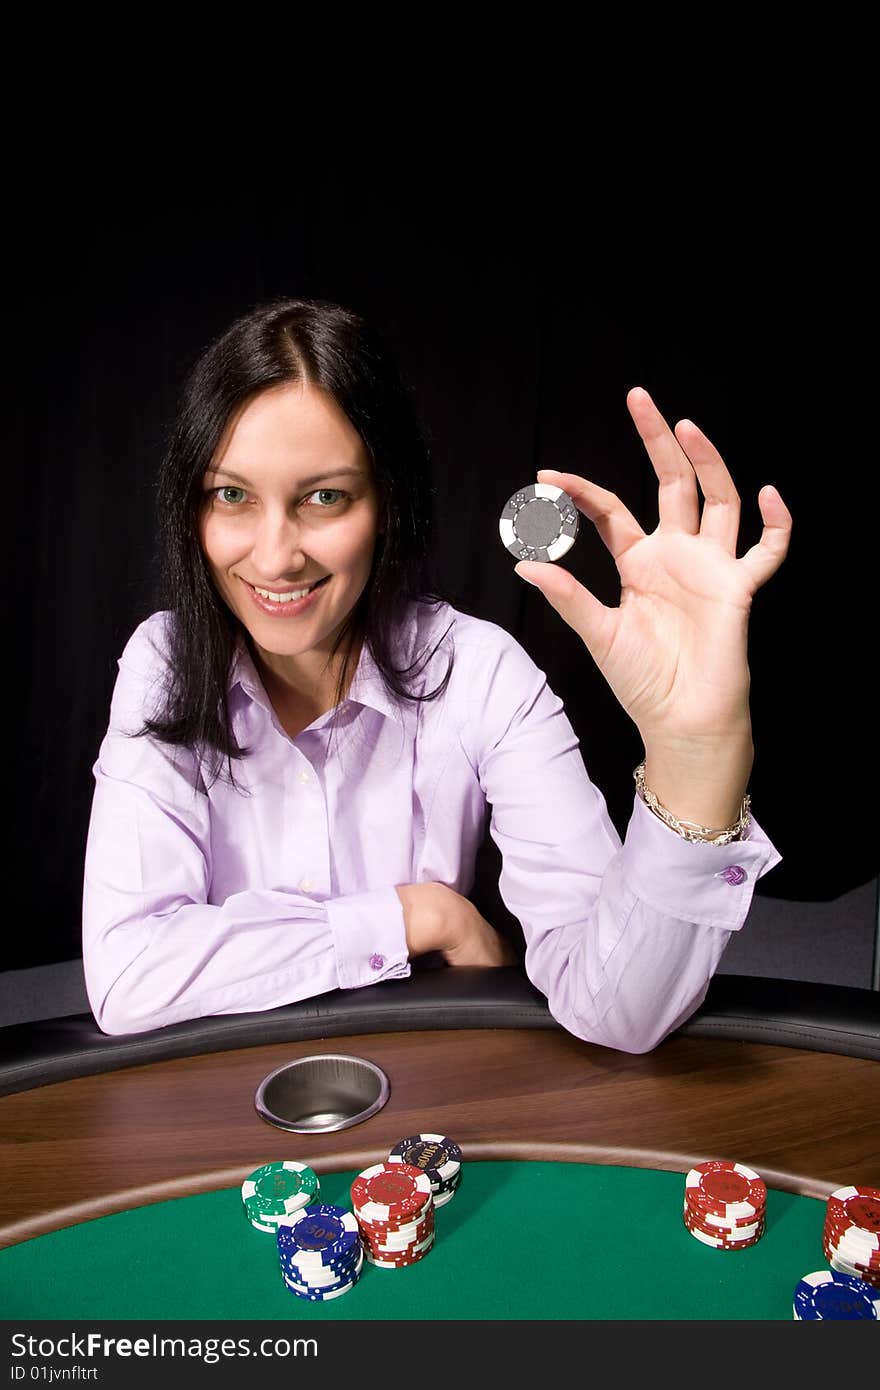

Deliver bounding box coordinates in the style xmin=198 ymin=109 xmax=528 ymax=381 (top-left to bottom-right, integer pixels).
xmin=253 ymin=581 xmax=322 ymax=603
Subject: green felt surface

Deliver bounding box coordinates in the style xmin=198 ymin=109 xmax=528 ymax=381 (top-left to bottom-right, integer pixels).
xmin=0 ymin=1162 xmax=831 ymax=1320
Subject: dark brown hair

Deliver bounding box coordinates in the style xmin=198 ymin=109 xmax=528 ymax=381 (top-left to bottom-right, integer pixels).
xmin=133 ymin=297 xmax=460 ymax=794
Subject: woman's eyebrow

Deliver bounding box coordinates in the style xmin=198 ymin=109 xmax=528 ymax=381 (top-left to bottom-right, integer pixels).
xmin=204 ymin=465 xmax=365 ymax=488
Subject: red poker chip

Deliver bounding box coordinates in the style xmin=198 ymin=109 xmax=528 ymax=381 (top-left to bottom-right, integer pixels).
xmin=364 ymin=1237 xmax=435 ymax=1265
xmin=823 ymin=1239 xmax=878 ymax=1262
xmin=683 ymin=1211 xmax=764 ymax=1246
xmin=823 ymin=1245 xmax=878 ymax=1273
xmin=358 ymin=1209 xmax=435 ymax=1231
xmin=823 ymin=1233 xmax=880 ymax=1266
xmin=365 ymin=1249 xmax=427 ymax=1263
xmin=685 ymin=1161 xmax=767 ymax=1217
xmin=365 ymin=1248 xmax=433 ymax=1267
xmin=824 ymin=1255 xmax=880 ymax=1282
xmin=683 ymin=1203 xmax=764 ymax=1232
xmin=686 ymin=1183 xmax=766 ymax=1211
xmin=684 ymin=1224 xmax=763 ymax=1251
xmin=683 ymin=1208 xmax=763 ymax=1240
xmin=362 ymin=1222 xmax=434 ymax=1247
xmin=823 ymin=1212 xmax=878 ymax=1234
xmin=363 ymin=1233 xmax=435 ymax=1256
xmin=683 ymin=1195 xmax=767 ymax=1228
xmin=683 ymin=1198 xmax=763 ymax=1226
xmin=823 ymin=1213 xmax=880 ymax=1247
xmin=826 ymin=1187 xmax=880 ymax=1234
xmin=823 ymin=1239 xmax=880 ymax=1265
xmin=363 ymin=1220 xmax=433 ymax=1236
xmin=685 ymin=1228 xmax=763 ymax=1246
xmin=687 ymin=1228 xmax=765 ymax=1248
xmin=353 ymin=1203 xmax=433 ymax=1230
xmin=691 ymin=1237 xmax=763 ymax=1251
xmin=353 ymin=1228 xmax=433 ymax=1239
xmin=825 ymin=1252 xmax=880 ymax=1287
xmin=683 ymin=1198 xmax=759 ymax=1225
xmin=355 ymin=1205 xmax=433 ymax=1220
xmin=357 ymin=1209 xmax=435 ymax=1235
xmin=684 ymin=1197 xmax=762 ymax=1231
xmin=352 ymin=1205 xmax=433 ymax=1227
xmin=350 ymin=1163 xmax=432 ymax=1219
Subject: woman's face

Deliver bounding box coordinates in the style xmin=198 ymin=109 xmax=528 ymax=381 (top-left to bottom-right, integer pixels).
xmin=199 ymin=381 xmax=382 ymax=689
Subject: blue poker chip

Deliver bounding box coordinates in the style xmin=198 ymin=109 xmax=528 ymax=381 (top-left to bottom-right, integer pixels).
xmin=276 ymin=1203 xmax=360 ymax=1267
xmin=279 ymin=1251 xmax=360 ymax=1283
xmin=282 ymin=1273 xmax=359 ymax=1301
xmin=279 ymin=1247 xmax=361 ymax=1277
xmin=793 ymin=1269 xmax=880 ymax=1319
xmin=499 ymin=483 xmax=579 ymax=563
xmin=281 ymin=1247 xmax=364 ymax=1293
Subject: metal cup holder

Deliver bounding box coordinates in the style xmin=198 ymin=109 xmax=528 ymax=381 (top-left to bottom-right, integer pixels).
xmin=254 ymin=1053 xmax=390 ymax=1133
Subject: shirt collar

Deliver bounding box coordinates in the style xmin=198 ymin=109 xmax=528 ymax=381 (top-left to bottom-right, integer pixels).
xmin=228 ymin=602 xmax=435 ymax=741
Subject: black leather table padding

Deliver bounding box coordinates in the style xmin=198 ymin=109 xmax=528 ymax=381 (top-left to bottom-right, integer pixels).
xmin=0 ymin=970 xmax=878 ymax=1097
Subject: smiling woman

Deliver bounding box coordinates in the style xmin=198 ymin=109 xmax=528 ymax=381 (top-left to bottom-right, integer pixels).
xmin=197 ymin=382 xmax=384 ymax=727
xmin=128 ymin=298 xmax=457 ymax=785
xmin=81 ymin=296 xmax=788 ymax=1046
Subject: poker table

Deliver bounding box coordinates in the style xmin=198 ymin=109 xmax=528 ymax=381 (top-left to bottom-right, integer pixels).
xmin=1 ymin=969 xmax=878 ymax=1321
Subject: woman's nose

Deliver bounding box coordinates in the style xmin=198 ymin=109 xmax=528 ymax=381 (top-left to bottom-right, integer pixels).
xmin=250 ymin=511 xmax=309 ymax=575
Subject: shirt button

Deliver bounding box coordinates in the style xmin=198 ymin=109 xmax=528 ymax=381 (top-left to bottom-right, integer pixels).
xmin=369 ymin=953 xmax=385 ymax=971
xmin=297 ymin=771 xmax=311 ymax=784
xmin=299 ymin=878 xmax=314 ymax=892
xmin=719 ymin=865 xmax=747 ymax=886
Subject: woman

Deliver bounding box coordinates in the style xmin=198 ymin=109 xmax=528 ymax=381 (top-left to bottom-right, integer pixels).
xmin=82 ymin=297 xmax=791 ymax=1046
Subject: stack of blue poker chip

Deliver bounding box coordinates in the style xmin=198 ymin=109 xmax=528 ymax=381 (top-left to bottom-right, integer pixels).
xmin=793 ymin=1269 xmax=880 ymax=1319
xmin=276 ymin=1203 xmax=363 ymax=1301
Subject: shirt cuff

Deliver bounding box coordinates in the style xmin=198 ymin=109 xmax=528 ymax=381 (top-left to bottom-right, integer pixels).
xmin=325 ymin=885 xmax=412 ymax=989
xmin=619 ymin=791 xmax=784 ymax=931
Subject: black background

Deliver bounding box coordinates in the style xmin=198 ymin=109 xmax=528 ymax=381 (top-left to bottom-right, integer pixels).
xmin=5 ymin=155 xmax=875 ymax=972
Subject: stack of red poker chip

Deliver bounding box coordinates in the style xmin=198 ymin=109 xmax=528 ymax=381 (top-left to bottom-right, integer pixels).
xmin=683 ymin=1160 xmax=767 ymax=1249
xmin=350 ymin=1162 xmax=435 ymax=1268
xmin=823 ymin=1186 xmax=880 ymax=1288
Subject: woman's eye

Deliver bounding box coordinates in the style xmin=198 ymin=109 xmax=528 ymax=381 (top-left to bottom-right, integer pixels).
xmin=306 ymin=488 xmax=347 ymax=508
xmin=207 ymin=486 xmax=347 ymax=509
xmin=213 ymin=486 xmax=247 ymax=506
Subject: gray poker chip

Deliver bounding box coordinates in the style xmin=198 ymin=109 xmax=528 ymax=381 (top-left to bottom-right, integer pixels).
xmin=499 ymin=482 xmax=579 ymax=562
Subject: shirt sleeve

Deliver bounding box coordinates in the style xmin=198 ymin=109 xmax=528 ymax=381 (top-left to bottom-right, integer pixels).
xmin=460 ymin=631 xmax=783 ymax=1054
xmin=82 ymin=640 xmax=409 ymax=1037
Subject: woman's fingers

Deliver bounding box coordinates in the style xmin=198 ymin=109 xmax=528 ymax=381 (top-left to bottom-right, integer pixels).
xmin=533 ymin=468 xmax=644 ymax=563
xmin=513 ymin=558 xmax=617 ymax=660
xmin=625 ymin=386 xmax=703 ymax=536
xmin=737 ymin=485 xmax=794 ymax=590
xmin=520 ymin=390 xmax=791 ymax=615
xmin=672 ymin=416 xmax=741 ymax=554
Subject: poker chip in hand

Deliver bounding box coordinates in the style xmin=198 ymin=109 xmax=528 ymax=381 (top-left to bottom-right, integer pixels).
xmin=499 ymin=483 xmax=579 ymax=563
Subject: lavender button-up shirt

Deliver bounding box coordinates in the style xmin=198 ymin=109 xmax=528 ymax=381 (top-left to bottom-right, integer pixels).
xmin=82 ymin=599 xmax=783 ymax=1048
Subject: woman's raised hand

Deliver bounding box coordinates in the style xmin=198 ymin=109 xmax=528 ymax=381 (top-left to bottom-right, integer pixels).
xmin=514 ymin=387 xmax=793 ymax=749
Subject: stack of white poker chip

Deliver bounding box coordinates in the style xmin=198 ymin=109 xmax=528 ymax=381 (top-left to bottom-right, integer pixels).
xmin=387 ymin=1133 xmax=462 ymax=1208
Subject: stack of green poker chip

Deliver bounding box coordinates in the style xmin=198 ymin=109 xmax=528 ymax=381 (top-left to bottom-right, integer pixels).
xmin=241 ymin=1161 xmax=320 ymax=1234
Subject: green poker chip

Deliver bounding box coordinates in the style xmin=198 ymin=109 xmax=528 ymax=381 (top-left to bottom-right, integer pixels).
xmin=241 ymin=1161 xmax=320 ymax=1228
